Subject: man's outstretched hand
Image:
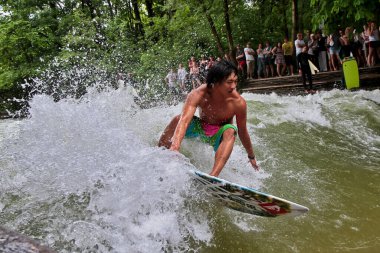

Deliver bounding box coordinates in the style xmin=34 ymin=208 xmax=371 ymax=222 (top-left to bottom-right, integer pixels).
xmin=249 ymin=158 xmax=259 ymax=171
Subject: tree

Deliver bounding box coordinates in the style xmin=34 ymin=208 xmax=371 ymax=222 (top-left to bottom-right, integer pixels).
xmin=223 ymin=0 xmax=236 ymax=62
xmin=197 ymin=0 xmax=225 ymax=56
xmin=310 ymin=0 xmax=380 ymax=33
xmin=131 ymin=0 xmax=144 ymax=37
xmin=292 ymin=0 xmax=299 ymax=41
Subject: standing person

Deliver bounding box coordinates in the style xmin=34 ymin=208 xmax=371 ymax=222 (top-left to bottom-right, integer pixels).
xmin=295 ymin=33 xmax=306 ymax=72
xmin=308 ymin=33 xmax=319 ymax=68
xmin=340 ymin=33 xmax=351 ymax=58
xmin=340 ymin=27 xmax=353 ymax=58
xmin=165 ymin=68 xmax=177 ymax=95
xmin=353 ymin=28 xmax=366 ymax=67
xmin=263 ymin=41 xmax=274 ymax=77
xmin=294 ymin=33 xmax=306 ymax=57
xmin=282 ymin=37 xmax=294 ymax=75
xmin=295 ymin=33 xmax=306 ymax=56
xmin=297 ymin=47 xmax=314 ymax=93
xmin=177 ymin=63 xmax=188 ymax=94
xmin=207 ymin=56 xmax=216 ymax=70
xmin=236 ymin=44 xmax=247 ymax=77
xmin=158 ymin=60 xmax=259 ymax=177
xmin=199 ymin=55 xmax=209 ymax=83
xmin=367 ymin=21 xmax=380 ymax=66
xmin=328 ymin=31 xmax=342 ymax=71
xmin=189 ymin=56 xmax=201 ymax=89
xmin=272 ymin=42 xmax=286 ymax=76
xmin=244 ymin=42 xmax=256 ymax=79
xmin=256 ymin=43 xmax=265 ymax=78
xmin=362 ymin=24 xmax=370 ymax=64
xmin=316 ymin=31 xmax=328 ymax=72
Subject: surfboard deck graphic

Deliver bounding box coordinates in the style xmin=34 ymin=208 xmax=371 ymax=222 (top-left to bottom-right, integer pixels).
xmin=190 ymin=169 xmax=309 ymax=217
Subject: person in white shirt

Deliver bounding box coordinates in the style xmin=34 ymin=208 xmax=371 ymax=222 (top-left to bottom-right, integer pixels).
xmin=177 ymin=63 xmax=188 ymax=93
xmin=244 ymin=42 xmax=256 ymax=79
xmin=295 ymin=33 xmax=306 ymax=56
xmin=367 ymin=21 xmax=380 ymax=66
xmin=295 ymin=33 xmax=306 ymax=72
xmin=165 ymin=68 xmax=177 ymax=95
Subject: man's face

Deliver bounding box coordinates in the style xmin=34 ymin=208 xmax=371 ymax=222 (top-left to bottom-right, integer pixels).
xmin=219 ymin=73 xmax=238 ymax=95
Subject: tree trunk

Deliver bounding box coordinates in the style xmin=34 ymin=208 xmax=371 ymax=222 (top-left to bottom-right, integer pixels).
xmin=131 ymin=0 xmax=144 ymax=37
xmin=198 ymin=1 xmax=224 ymax=56
xmin=145 ymin=0 xmax=155 ymax=18
xmin=82 ymin=0 xmax=97 ymax=20
xmin=106 ymin=0 xmax=114 ymax=19
xmin=223 ymin=0 xmax=236 ymax=63
xmin=292 ymin=0 xmax=299 ymax=42
xmin=281 ymin=0 xmax=289 ymax=39
xmin=145 ymin=0 xmax=155 ymax=27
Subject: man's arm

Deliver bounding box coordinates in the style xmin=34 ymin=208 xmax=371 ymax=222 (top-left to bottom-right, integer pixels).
xmin=170 ymin=91 xmax=199 ymax=151
xmin=235 ymin=98 xmax=259 ymax=170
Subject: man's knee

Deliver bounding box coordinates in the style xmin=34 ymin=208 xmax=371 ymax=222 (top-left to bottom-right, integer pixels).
xmin=223 ymin=128 xmax=236 ymax=140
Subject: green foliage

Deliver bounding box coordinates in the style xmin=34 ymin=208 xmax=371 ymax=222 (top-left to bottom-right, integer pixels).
xmin=59 ymin=11 xmax=99 ymax=56
xmin=0 ymin=19 xmax=55 ymax=89
xmin=310 ymin=0 xmax=380 ymax=33
xmin=1 ymin=0 xmax=379 ymax=105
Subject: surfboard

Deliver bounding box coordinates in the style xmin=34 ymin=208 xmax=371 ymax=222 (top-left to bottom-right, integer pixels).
xmin=308 ymin=60 xmax=319 ymax=75
xmin=190 ymin=169 xmax=309 ymax=217
xmin=342 ymin=57 xmax=360 ymax=90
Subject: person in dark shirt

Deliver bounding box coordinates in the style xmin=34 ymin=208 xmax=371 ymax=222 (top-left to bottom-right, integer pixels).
xmin=316 ymin=30 xmax=328 ymax=71
xmin=297 ymin=46 xmax=314 ymax=93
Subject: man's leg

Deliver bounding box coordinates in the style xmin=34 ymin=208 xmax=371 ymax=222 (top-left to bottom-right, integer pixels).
xmin=209 ymin=128 xmax=236 ymax=177
xmin=158 ymin=115 xmax=180 ymax=148
xmin=306 ymin=69 xmax=313 ymax=90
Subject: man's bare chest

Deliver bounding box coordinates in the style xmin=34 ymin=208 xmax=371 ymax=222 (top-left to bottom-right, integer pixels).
xmin=198 ymin=102 xmax=235 ymax=125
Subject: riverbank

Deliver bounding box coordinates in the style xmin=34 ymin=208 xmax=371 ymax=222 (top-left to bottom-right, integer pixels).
xmin=241 ymin=65 xmax=380 ymax=95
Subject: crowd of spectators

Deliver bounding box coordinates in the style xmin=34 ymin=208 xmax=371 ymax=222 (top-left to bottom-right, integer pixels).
xmin=164 ymin=21 xmax=380 ymax=93
xmin=237 ymin=21 xmax=380 ymax=79
xmin=164 ymin=55 xmax=227 ymax=94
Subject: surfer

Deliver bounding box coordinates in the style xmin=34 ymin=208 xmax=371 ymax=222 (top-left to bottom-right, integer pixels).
xmin=297 ymin=46 xmax=314 ymax=93
xmin=158 ymin=60 xmax=259 ymax=177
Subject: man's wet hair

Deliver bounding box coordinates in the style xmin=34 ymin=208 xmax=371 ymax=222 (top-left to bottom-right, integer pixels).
xmin=206 ymin=60 xmax=238 ymax=88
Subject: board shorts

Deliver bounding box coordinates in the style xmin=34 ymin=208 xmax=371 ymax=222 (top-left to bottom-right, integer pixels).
xmin=284 ymin=55 xmax=293 ymax=65
xmin=185 ymin=116 xmax=237 ymax=151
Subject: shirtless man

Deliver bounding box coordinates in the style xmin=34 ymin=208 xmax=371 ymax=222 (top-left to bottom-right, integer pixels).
xmin=158 ymin=60 xmax=259 ymax=177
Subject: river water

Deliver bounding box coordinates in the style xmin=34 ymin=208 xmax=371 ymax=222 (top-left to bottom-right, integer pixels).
xmin=0 ymin=87 xmax=379 ymax=253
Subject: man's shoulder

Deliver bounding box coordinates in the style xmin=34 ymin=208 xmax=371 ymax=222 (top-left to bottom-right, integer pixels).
xmin=189 ymin=85 xmax=207 ymax=97
xmin=230 ymin=94 xmax=247 ymax=116
xmin=230 ymin=92 xmax=246 ymax=107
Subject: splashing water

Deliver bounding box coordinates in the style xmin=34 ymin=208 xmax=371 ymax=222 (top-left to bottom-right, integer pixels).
xmin=1 ymin=70 xmax=380 ymax=252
